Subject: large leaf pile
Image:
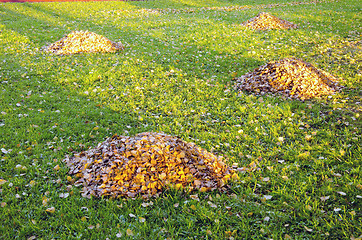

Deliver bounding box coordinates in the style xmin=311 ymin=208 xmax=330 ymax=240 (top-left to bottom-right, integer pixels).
xmin=45 ymin=30 xmax=124 ymax=55
xmin=241 ymin=12 xmax=298 ymax=30
xmin=63 ymin=132 xmax=236 ymax=199
xmin=235 ymin=58 xmax=342 ymax=100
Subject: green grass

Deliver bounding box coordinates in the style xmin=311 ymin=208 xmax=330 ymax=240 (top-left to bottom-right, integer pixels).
xmin=0 ymin=0 xmax=361 ymax=239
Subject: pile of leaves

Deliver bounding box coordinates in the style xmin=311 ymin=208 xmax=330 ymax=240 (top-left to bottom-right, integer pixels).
xmin=241 ymin=12 xmax=298 ymax=30
xmin=234 ymin=58 xmax=342 ymax=100
xmin=63 ymin=132 xmax=236 ymax=199
xmin=45 ymin=30 xmax=124 ymax=55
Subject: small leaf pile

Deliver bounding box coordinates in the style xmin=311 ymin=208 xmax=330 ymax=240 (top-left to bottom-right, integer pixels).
xmin=235 ymin=58 xmax=342 ymax=100
xmin=63 ymin=132 xmax=236 ymax=199
xmin=241 ymin=12 xmax=298 ymax=30
xmin=46 ymin=30 xmax=124 ymax=55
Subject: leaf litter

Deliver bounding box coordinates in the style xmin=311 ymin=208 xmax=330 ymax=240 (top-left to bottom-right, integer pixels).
xmin=63 ymin=132 xmax=237 ymax=199
xmin=45 ymin=31 xmax=124 ymax=55
xmin=241 ymin=12 xmax=298 ymax=30
xmin=235 ymin=58 xmax=343 ymax=100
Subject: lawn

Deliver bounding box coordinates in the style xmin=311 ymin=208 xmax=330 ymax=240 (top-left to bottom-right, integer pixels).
xmin=0 ymin=0 xmax=361 ymax=239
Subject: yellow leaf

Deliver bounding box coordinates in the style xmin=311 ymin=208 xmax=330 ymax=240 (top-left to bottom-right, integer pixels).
xmin=190 ymin=205 xmax=196 ymax=210
xmin=0 ymin=179 xmax=7 ymax=185
xmin=45 ymin=207 xmax=55 ymax=213
xmin=81 ymin=216 xmax=87 ymax=221
xmin=126 ymin=229 xmax=134 ymax=236
xmin=53 ymin=165 xmax=60 ymax=171
xmin=350 ymin=211 xmax=356 ymax=216
xmin=29 ymin=180 xmax=36 ymax=187
xmin=304 ymin=226 xmax=313 ymax=232
xmin=139 ymin=217 xmax=146 ymax=223
xmin=200 ymin=187 xmax=208 ymax=192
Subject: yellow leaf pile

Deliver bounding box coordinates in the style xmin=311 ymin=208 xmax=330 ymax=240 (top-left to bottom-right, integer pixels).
xmin=235 ymin=58 xmax=342 ymax=100
xmin=241 ymin=12 xmax=298 ymax=30
xmin=46 ymin=31 xmax=124 ymax=55
xmin=63 ymin=132 xmax=236 ymax=199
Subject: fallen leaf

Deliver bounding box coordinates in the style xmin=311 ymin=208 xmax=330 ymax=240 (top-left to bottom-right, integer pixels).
xmin=0 ymin=179 xmax=7 ymax=185
xmin=337 ymin=191 xmax=346 ymax=196
xmin=207 ymin=201 xmax=217 ymax=208
xmin=190 ymin=205 xmax=197 ymax=210
xmin=45 ymin=207 xmax=55 ymax=213
xmin=320 ymin=196 xmax=330 ymax=201
xmin=139 ymin=217 xmax=146 ymax=223
xmin=1 ymin=202 xmax=6 ymax=207
xmin=190 ymin=194 xmax=200 ymax=201
xmin=262 ymin=177 xmax=270 ymax=182
xmin=126 ymin=229 xmax=134 ymax=236
xmin=263 ymin=195 xmax=273 ymax=200
xmin=284 ymin=234 xmax=292 ymax=239
xmin=116 ymin=232 xmax=122 ymax=238
xmin=304 ymin=226 xmax=313 ymax=232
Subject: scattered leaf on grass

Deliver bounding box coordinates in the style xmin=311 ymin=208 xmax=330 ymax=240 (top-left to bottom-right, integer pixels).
xmin=337 ymin=191 xmax=347 ymax=196
xmin=139 ymin=217 xmax=146 ymax=223
xmin=1 ymin=202 xmax=6 ymax=207
xmin=263 ymin=195 xmax=273 ymax=200
xmin=116 ymin=232 xmax=122 ymax=238
xmin=304 ymin=226 xmax=313 ymax=232
xmin=45 ymin=207 xmax=55 ymax=213
xmin=207 ymin=201 xmax=217 ymax=208
xmin=262 ymin=177 xmax=270 ymax=182
xmin=126 ymin=229 xmax=134 ymax=236
xmin=320 ymin=196 xmax=330 ymax=201
xmin=0 ymin=179 xmax=7 ymax=185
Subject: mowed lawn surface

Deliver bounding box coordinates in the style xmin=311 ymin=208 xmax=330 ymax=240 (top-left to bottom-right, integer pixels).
xmin=0 ymin=0 xmax=361 ymax=239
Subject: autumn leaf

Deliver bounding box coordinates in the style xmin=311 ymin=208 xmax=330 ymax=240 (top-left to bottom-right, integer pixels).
xmin=126 ymin=229 xmax=134 ymax=236
xmin=207 ymin=201 xmax=217 ymax=208
xmin=320 ymin=196 xmax=330 ymax=201
xmin=304 ymin=226 xmax=313 ymax=232
xmin=45 ymin=207 xmax=55 ymax=213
